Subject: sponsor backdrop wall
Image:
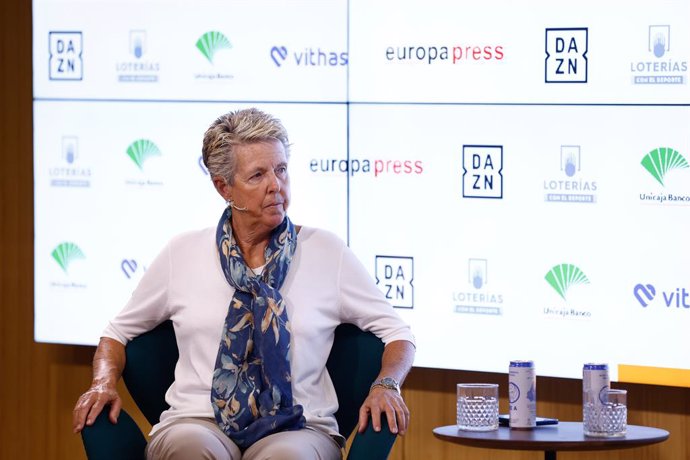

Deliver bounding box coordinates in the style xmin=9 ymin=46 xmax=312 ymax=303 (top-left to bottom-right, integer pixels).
xmin=33 ymin=0 xmax=690 ymax=387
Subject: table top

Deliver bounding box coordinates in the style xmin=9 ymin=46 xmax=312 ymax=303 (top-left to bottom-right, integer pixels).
xmin=433 ymin=422 xmax=669 ymax=452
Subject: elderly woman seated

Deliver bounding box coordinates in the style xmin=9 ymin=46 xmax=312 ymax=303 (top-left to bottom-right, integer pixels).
xmin=73 ymin=108 xmax=416 ymax=460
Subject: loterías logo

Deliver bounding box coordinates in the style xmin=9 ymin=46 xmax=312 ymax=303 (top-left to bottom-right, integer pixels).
xmin=630 ymin=25 xmax=687 ymax=85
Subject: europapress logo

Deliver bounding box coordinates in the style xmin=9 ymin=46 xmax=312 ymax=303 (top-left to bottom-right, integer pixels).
xmin=453 ymin=258 xmax=504 ymax=316
xmin=630 ymin=26 xmax=687 ymax=85
xmin=383 ymin=40 xmax=504 ymax=65
xmin=543 ymin=145 xmax=597 ymax=203
xmin=270 ymin=45 xmax=347 ymax=67
xmin=639 ymin=147 xmax=690 ymax=204
xmin=633 ymin=283 xmax=690 ymax=309
xmin=545 ymin=28 xmax=588 ymax=83
xmin=308 ymin=156 xmax=423 ymax=178
xmin=194 ymin=31 xmax=233 ymax=81
xmin=124 ymin=139 xmax=163 ymax=186
xmin=375 ymin=256 xmax=414 ymax=309
xmin=116 ymin=30 xmax=160 ymax=83
xmin=49 ymin=136 xmax=91 ymax=187
xmin=543 ymin=263 xmax=592 ymax=318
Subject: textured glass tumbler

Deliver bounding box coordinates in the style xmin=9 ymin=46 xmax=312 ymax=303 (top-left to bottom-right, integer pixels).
xmin=456 ymin=383 xmax=499 ymax=431
xmin=584 ymin=389 xmax=627 ymax=437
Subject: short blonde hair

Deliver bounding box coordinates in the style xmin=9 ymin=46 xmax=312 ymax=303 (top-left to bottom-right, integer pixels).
xmin=201 ymin=108 xmax=290 ymax=184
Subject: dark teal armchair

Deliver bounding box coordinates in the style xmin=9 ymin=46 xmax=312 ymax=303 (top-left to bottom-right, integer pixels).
xmin=81 ymin=321 xmax=397 ymax=459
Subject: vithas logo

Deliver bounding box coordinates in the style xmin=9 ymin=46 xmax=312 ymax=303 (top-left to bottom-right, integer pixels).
xmin=634 ymin=283 xmax=690 ymax=309
xmin=196 ymin=31 xmax=232 ymax=64
xmin=126 ymin=139 xmax=161 ymax=170
xmin=51 ymin=242 xmax=85 ymax=273
xmin=641 ymin=147 xmax=689 ymax=186
xmin=545 ymin=263 xmax=589 ymax=300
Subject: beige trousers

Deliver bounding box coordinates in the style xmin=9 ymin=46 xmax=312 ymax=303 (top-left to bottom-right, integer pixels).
xmin=146 ymin=417 xmax=343 ymax=460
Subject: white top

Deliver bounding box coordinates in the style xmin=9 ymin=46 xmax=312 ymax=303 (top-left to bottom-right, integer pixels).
xmin=103 ymin=226 xmax=415 ymax=437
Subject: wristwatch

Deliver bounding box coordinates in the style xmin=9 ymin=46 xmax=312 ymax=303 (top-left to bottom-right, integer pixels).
xmin=370 ymin=377 xmax=401 ymax=394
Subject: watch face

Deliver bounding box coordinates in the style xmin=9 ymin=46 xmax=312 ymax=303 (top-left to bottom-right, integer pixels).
xmin=381 ymin=377 xmax=399 ymax=389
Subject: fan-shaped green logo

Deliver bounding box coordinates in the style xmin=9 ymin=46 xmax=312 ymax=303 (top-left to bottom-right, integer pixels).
xmin=51 ymin=242 xmax=85 ymax=273
xmin=126 ymin=139 xmax=161 ymax=170
xmin=641 ymin=147 xmax=689 ymax=186
xmin=196 ymin=31 xmax=232 ymax=64
xmin=544 ymin=263 xmax=589 ymax=300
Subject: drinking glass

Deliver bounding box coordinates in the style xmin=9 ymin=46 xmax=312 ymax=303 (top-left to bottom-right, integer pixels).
xmin=584 ymin=389 xmax=627 ymax=437
xmin=456 ymin=383 xmax=499 ymax=431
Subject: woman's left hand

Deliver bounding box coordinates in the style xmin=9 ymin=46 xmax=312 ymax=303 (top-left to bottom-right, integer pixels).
xmin=358 ymin=386 xmax=410 ymax=435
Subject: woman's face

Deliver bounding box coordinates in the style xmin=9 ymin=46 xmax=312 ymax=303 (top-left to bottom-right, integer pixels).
xmin=218 ymin=140 xmax=290 ymax=233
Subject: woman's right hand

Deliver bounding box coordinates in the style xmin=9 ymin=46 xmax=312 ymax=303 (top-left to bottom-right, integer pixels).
xmin=72 ymin=337 xmax=127 ymax=433
xmin=72 ymin=380 xmax=122 ymax=433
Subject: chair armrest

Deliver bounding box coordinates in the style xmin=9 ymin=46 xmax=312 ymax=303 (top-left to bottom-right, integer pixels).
xmin=81 ymin=408 xmax=147 ymax=460
xmin=347 ymin=417 xmax=397 ymax=460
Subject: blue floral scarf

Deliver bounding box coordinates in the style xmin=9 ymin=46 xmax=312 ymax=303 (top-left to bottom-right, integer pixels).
xmin=211 ymin=207 xmax=305 ymax=449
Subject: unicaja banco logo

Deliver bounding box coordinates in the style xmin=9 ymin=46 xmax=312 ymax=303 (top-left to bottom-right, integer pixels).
xmin=126 ymin=139 xmax=161 ymax=170
xmin=545 ymin=263 xmax=589 ymax=300
xmin=196 ymin=31 xmax=232 ymax=64
xmin=51 ymin=242 xmax=85 ymax=273
xmin=545 ymin=28 xmax=588 ymax=83
xmin=641 ymin=147 xmax=688 ymax=186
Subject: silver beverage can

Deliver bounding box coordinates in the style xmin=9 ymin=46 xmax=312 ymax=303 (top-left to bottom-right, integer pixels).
xmin=583 ymin=363 xmax=610 ymax=407
xmin=509 ymin=360 xmax=536 ymax=429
